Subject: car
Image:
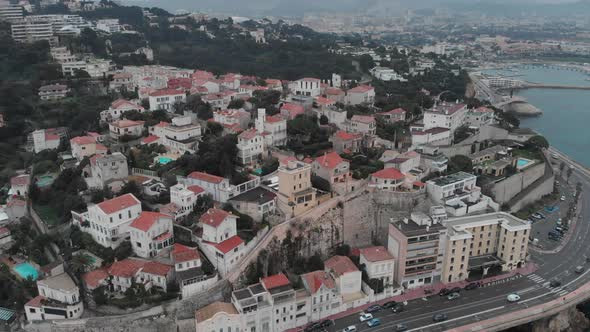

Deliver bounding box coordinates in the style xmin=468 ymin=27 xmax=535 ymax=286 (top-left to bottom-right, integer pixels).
xmin=465 ymin=282 xmax=480 ymax=290
xmin=532 ymin=213 xmax=543 ymax=219
xmin=365 ymin=305 xmax=382 ymax=313
xmin=394 ymin=323 xmax=409 ymax=331
xmin=359 ymin=313 xmax=373 ymax=322
xmin=447 ymin=292 xmax=461 ymax=300
xmin=438 ymin=288 xmax=450 ymax=296
xmin=450 ymin=287 xmax=462 ymax=293
xmin=586 ymin=256 xmax=590 ymax=263
xmin=304 ymin=323 xmax=321 ymax=332
xmin=367 ymin=318 xmax=381 ymax=328
xmin=392 ymin=304 xmax=405 ymax=313
xmin=433 ymin=313 xmax=448 ymax=322
xmin=343 ymin=326 xmax=357 ymax=332
xmin=507 ymin=293 xmax=521 ymax=302
xmin=576 ymin=266 xmax=584 ymax=273
xmin=549 ymin=279 xmax=562 ymax=287
xmin=561 ymin=195 xmax=566 ymax=201
xmin=555 ymin=227 xmax=564 ymax=233
xmin=382 ymin=301 xmax=397 ymax=308
xmin=556 ymin=218 xmax=562 ymax=226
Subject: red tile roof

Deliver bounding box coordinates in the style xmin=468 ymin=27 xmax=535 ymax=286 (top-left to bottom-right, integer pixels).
xmin=413 ymin=181 xmax=425 ymax=187
xmin=172 ymin=244 xmax=200 ymax=263
xmin=371 ymin=168 xmax=405 ymax=180
xmin=315 ymin=96 xmax=335 ymax=106
xmin=299 ymin=77 xmax=320 ymax=82
xmin=7 ymin=197 xmax=26 ymax=207
xmin=142 ymin=135 xmax=160 ymax=144
xmin=129 ymin=211 xmax=171 ymax=232
xmin=188 ymin=171 xmax=225 ymax=184
xmin=111 ymin=119 xmax=144 ymax=128
xmin=359 ymin=246 xmax=394 ymax=262
xmin=25 ymin=295 xmax=45 ymax=308
xmin=111 ymin=99 xmax=143 ymax=110
xmin=82 ymin=268 xmax=109 ymax=289
xmin=280 ymin=103 xmax=304 ymax=116
xmin=214 ymin=235 xmax=243 ymax=254
xmin=324 ymin=255 xmax=359 ymax=277
xmin=238 ymin=128 xmax=260 ymax=140
xmin=200 ymin=208 xmax=231 ymax=228
xmin=70 ymin=136 xmax=96 ymax=145
xmin=10 ymin=174 xmax=30 ymax=186
xmin=142 ymin=261 xmax=172 ymax=276
xmin=108 ymin=258 xmax=145 ymax=278
xmin=351 ymin=115 xmax=375 ymax=124
xmin=348 ymin=85 xmax=374 ymax=93
xmin=325 ymin=87 xmax=344 ymax=96
xmin=261 ymin=273 xmax=290 ymax=290
xmin=149 ymin=88 xmax=185 ymax=97
xmin=379 ymin=108 xmax=406 ymax=115
xmin=0 ymin=227 xmax=10 ymax=236
xmin=45 ymin=132 xmax=60 ymax=141
xmin=96 ymin=193 xmax=140 ymax=215
xmin=265 ymin=115 xmax=285 ymax=123
xmin=335 ymin=130 xmax=361 ymax=141
xmin=301 ymin=271 xmax=335 ymax=294
xmin=429 ymin=102 xmax=466 ymax=115
xmin=314 ymin=151 xmax=347 ymax=170
xmin=195 ymin=302 xmax=238 ymax=323
xmin=187 ymin=185 xmax=205 ymax=194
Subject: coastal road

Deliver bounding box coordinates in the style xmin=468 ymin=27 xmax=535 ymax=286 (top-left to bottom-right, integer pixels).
xmin=324 ymin=156 xmax=590 ymax=332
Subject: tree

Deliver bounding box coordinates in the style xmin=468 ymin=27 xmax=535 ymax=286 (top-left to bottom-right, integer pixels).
xmin=228 ymin=99 xmax=245 ymax=109
xmin=319 ymin=114 xmax=329 ymax=125
xmin=260 ymin=157 xmax=279 ymax=176
xmin=358 ymin=54 xmax=375 ymax=72
xmin=526 ymin=135 xmax=549 ymax=150
xmin=68 ymin=254 xmax=94 ymax=276
xmin=567 ymin=167 xmax=573 ymax=183
xmin=120 ymin=181 xmax=142 ymax=197
xmin=453 ymin=125 xmax=471 ymax=143
xmin=448 ymin=155 xmax=473 ymax=173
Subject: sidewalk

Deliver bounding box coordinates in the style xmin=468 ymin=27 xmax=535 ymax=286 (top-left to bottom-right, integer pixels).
xmin=289 ymin=263 xmax=537 ymax=331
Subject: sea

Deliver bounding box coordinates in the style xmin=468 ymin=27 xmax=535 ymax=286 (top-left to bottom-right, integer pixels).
xmin=483 ymin=65 xmax=590 ymax=167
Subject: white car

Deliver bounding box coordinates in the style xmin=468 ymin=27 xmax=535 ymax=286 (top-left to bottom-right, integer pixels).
xmin=561 ymin=196 xmax=566 ymax=201
xmin=359 ymin=313 xmax=373 ymax=322
xmin=343 ymin=326 xmax=357 ymax=332
xmin=507 ymin=294 xmax=521 ymax=302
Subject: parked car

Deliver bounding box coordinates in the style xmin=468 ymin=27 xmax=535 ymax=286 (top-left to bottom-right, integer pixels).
xmin=359 ymin=313 xmax=373 ymax=322
xmin=382 ymin=301 xmax=397 ymax=308
xmin=532 ymin=213 xmax=544 ymax=219
xmin=447 ymin=292 xmax=461 ymax=300
xmin=365 ymin=305 xmax=382 ymax=313
xmin=465 ymin=282 xmax=480 ymax=290
xmin=575 ymin=266 xmax=584 ymax=273
xmin=394 ymin=323 xmax=409 ymax=331
xmin=450 ymin=287 xmax=462 ymax=293
xmin=343 ymin=326 xmax=357 ymax=332
xmin=392 ymin=304 xmax=405 ymax=313
xmin=304 ymin=322 xmax=321 ymax=332
xmin=433 ymin=313 xmax=448 ymax=322
xmin=561 ymin=195 xmax=566 ymax=201
xmin=438 ymin=288 xmax=450 ymax=296
xmin=549 ymin=279 xmax=562 ymax=287
xmin=507 ymin=293 xmax=521 ymax=302
xmin=367 ymin=318 xmax=381 ymax=328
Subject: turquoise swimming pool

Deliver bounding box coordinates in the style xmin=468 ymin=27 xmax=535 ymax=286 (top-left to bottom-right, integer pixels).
xmin=516 ymin=158 xmax=532 ymax=169
xmin=13 ymin=262 xmax=39 ymax=280
xmin=158 ymin=157 xmax=173 ymax=164
xmin=36 ymin=174 xmax=55 ymax=188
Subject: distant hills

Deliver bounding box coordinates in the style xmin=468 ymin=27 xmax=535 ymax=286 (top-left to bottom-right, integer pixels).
xmin=120 ymin=0 xmax=590 ymax=18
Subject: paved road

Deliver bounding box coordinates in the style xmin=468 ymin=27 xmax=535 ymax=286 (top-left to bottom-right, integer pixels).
xmin=324 ymin=157 xmax=590 ymax=332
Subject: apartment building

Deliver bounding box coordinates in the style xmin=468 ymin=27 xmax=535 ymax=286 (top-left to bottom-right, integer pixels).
xmin=149 ymin=116 xmax=201 ymax=154
xmin=441 ymin=212 xmax=530 ymax=283
xmin=377 ymin=108 xmax=407 ymax=124
xmin=212 ymin=108 xmax=251 ymax=131
xmin=290 ymin=77 xmax=321 ymax=97
xmin=32 ymin=129 xmax=61 ymax=153
xmin=312 ymin=151 xmax=351 ymax=185
xmin=345 ymin=85 xmax=375 ymax=105
xmin=70 ymin=135 xmax=107 ymax=161
xmin=38 ymin=84 xmax=69 ymax=101
xmin=72 ymin=194 xmax=142 ymax=248
xmin=388 ymin=213 xmax=447 ymax=289
xmin=11 ymin=19 xmax=53 ymax=43
xmin=61 ymin=58 xmax=111 ymax=77
xmin=184 ymin=171 xmax=233 ymax=203
xmin=198 ymin=208 xmax=244 ymax=277
xmin=255 ymin=108 xmax=288 ymax=147
xmin=345 ymin=115 xmax=376 ymax=135
xmin=160 ymin=183 xmax=204 ymax=220
xmin=276 ymin=160 xmax=317 ymax=218
xmin=0 ymin=4 xmax=23 ymax=22
xmin=423 ymin=102 xmax=468 ymax=134
xmin=100 ymin=99 xmax=144 ymax=123
xmin=109 ymin=119 xmax=145 ymax=140
xmin=148 ymin=88 xmax=186 ymax=111
xmin=359 ymin=246 xmax=397 ymax=298
xmin=86 ymin=152 xmax=128 ymax=189
xmin=237 ymin=129 xmax=265 ymax=165
xmin=330 ymin=131 xmax=362 ymax=154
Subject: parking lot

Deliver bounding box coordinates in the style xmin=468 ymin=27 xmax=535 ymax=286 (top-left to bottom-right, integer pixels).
xmin=529 ymin=176 xmax=577 ymax=251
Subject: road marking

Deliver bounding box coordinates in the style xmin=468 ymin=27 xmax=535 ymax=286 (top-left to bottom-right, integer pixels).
xmin=404 ymin=306 xmax=506 ymax=332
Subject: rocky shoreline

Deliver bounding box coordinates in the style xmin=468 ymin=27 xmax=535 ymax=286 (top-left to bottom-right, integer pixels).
xmin=504 ymin=101 xmax=543 ymax=117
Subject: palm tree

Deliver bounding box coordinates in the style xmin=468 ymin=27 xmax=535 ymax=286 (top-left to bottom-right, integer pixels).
xmin=68 ymin=254 xmax=94 ymax=277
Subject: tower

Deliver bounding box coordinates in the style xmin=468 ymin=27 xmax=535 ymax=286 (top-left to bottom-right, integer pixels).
xmin=255 ymin=108 xmax=266 ymax=132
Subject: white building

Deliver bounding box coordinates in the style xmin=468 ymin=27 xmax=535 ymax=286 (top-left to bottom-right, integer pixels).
xmin=426 ymin=172 xmax=499 ymax=217
xmin=212 ymin=108 xmax=251 ymax=131
xmin=38 ymin=84 xmax=69 ymax=101
xmin=0 ymin=4 xmax=23 ymax=22
xmin=10 ymin=174 xmax=31 ymax=198
xmin=370 ymin=67 xmax=407 ymax=82
xmin=148 ymin=116 xmax=201 ymax=154
xmin=368 ymin=168 xmax=406 ymax=191
xmin=129 ymin=211 xmax=174 ymax=258
xmin=195 ymin=302 xmax=241 ymax=332
xmin=254 ymin=108 xmax=287 ymax=147
xmin=109 ymin=119 xmax=145 ymax=140
xmin=198 ymin=208 xmax=244 ymax=277
xmin=290 ymin=77 xmax=321 ymax=97
xmin=300 ymin=270 xmax=341 ymax=322
xmin=237 ymin=129 xmax=265 ymax=165
xmin=109 ymin=73 xmax=134 ymax=92
xmin=423 ymin=102 xmax=468 ymax=133
xmin=160 ymin=183 xmax=205 ymax=220
xmin=345 ymin=115 xmax=376 ymax=135
xmin=345 ymin=85 xmax=375 ymax=105
xmin=25 ymin=273 xmax=83 ymax=321
xmin=72 ymin=194 xmax=142 ymax=248
xmin=148 ymin=88 xmax=186 ymax=111
xmin=70 ymin=135 xmax=107 ymax=161
xmin=61 ymin=58 xmax=111 ymax=77
xmin=86 ymin=152 xmax=128 ymax=189
xmin=465 ymin=106 xmax=495 ymax=128
xmin=359 ymin=246 xmax=396 ymax=298
xmin=324 ymin=255 xmax=365 ymax=309
xmin=100 ymin=99 xmax=144 ymax=123
xmin=50 ymin=47 xmax=76 ymax=63
xmin=32 ymin=129 xmax=61 ymax=153
xmin=183 ymin=172 xmax=232 ymax=203
xmin=96 ymin=18 xmax=120 ymax=33
xmin=10 ymin=19 xmax=54 ymax=43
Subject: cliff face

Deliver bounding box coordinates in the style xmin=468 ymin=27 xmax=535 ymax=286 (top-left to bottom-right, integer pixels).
xmin=531 ymin=306 xmax=590 ymax=332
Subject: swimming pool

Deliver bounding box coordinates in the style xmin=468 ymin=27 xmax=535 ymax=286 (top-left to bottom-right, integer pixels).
xmin=516 ymin=158 xmax=533 ymax=169
xmin=158 ymin=157 xmax=173 ymax=164
xmin=13 ymin=263 xmax=39 ymax=280
xmin=36 ymin=175 xmax=55 ymax=188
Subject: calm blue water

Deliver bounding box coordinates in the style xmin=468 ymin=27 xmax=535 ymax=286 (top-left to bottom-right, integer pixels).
xmin=484 ymin=65 xmax=590 ymax=167
xmin=13 ymin=263 xmax=39 ymax=280
xmin=516 ymin=158 xmax=531 ymax=168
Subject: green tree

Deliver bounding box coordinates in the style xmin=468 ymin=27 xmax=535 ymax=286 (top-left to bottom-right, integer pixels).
xmin=526 ymin=135 xmax=549 ymax=150
xmin=448 ymin=155 xmax=473 ymax=173
xmin=319 ymin=114 xmax=329 ymax=125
